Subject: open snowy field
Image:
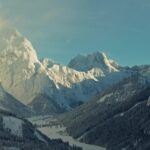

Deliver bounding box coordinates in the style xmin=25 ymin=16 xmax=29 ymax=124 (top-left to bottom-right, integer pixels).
xmin=28 ymin=116 xmax=105 ymax=150
xmin=39 ymin=126 xmax=105 ymax=150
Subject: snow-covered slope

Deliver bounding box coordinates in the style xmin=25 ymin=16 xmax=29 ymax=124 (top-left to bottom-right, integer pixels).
xmin=132 ymin=65 xmax=150 ymax=82
xmin=3 ymin=116 xmax=23 ymax=137
xmin=0 ymin=84 xmax=33 ymax=117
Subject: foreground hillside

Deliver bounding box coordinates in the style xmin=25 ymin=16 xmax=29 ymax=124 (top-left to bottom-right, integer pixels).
xmin=0 ymin=110 xmax=82 ymax=150
xmin=62 ymin=73 xmax=150 ymax=150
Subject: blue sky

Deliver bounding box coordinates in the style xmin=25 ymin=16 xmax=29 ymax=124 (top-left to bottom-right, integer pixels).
xmin=0 ymin=0 xmax=149 ymax=66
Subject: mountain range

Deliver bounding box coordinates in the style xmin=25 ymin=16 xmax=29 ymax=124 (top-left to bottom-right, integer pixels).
xmin=0 ymin=25 xmax=133 ymax=116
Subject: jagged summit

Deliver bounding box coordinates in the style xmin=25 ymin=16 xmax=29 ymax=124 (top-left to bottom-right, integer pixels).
xmin=0 ymin=26 xmax=56 ymax=105
xmin=0 ymin=26 xmax=38 ymax=64
xmin=68 ymin=51 xmax=119 ymax=73
xmin=41 ymin=58 xmax=59 ymax=68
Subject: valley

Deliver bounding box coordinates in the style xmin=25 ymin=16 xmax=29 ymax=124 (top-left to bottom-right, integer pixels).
xmin=28 ymin=115 xmax=106 ymax=150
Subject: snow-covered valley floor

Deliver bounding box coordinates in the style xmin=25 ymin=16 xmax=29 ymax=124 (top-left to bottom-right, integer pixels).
xmin=39 ymin=126 xmax=105 ymax=150
xmin=28 ymin=116 xmax=105 ymax=150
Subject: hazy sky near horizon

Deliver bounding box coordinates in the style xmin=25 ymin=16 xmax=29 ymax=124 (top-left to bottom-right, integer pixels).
xmin=0 ymin=0 xmax=150 ymax=66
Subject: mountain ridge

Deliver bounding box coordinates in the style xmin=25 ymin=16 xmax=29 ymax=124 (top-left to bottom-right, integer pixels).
xmin=0 ymin=25 xmax=149 ymax=116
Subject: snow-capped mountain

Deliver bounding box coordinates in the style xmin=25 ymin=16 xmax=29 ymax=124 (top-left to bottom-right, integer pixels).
xmin=42 ymin=58 xmax=97 ymax=88
xmin=0 ymin=25 xmax=139 ymax=115
xmin=68 ymin=51 xmax=119 ymax=73
xmin=0 ymin=26 xmax=56 ymax=105
xmin=39 ymin=56 xmax=130 ymax=110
